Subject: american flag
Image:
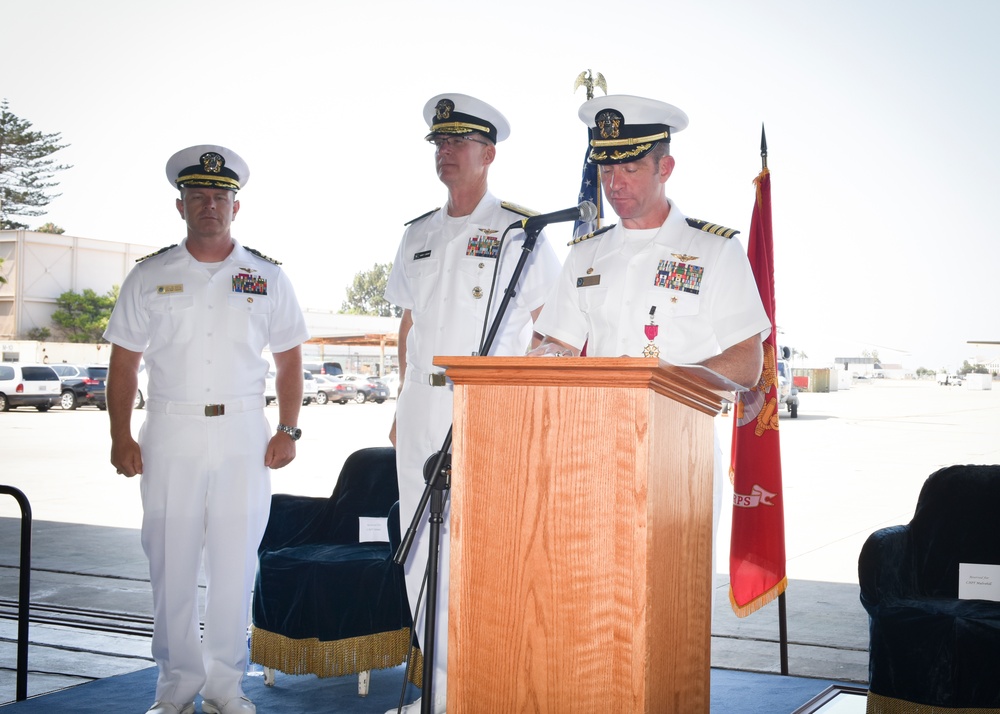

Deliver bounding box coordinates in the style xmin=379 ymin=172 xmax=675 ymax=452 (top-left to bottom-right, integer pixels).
xmin=573 ymin=144 xmax=602 ymax=239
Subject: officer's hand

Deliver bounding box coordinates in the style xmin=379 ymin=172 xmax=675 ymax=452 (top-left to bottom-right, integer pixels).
xmin=111 ymin=438 xmax=143 ymax=478
xmin=265 ymin=433 xmax=296 ymax=469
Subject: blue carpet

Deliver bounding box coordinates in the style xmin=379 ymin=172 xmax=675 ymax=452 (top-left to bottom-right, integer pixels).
xmin=5 ymin=666 xmax=856 ymax=712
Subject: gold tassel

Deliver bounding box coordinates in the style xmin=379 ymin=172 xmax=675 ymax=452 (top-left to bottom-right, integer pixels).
xmin=250 ymin=626 xmax=422 ymax=684
xmin=866 ymin=691 xmax=1000 ymax=713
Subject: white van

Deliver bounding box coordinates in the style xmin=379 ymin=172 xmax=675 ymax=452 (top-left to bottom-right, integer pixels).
xmin=0 ymin=363 xmax=61 ymax=411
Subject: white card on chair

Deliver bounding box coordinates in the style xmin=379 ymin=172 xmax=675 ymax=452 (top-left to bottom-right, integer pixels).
xmin=359 ymin=516 xmax=389 ymax=543
xmin=958 ymin=563 xmax=1000 ymax=601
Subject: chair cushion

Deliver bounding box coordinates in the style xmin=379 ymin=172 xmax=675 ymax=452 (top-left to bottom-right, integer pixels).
xmin=867 ymin=597 xmax=1000 ymax=707
xmin=256 ymin=541 xmax=409 ymax=642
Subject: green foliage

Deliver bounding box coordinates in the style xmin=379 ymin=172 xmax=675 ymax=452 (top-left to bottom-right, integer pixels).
xmin=36 ymin=222 xmax=65 ymax=234
xmin=340 ymin=262 xmax=402 ymax=317
xmin=0 ymin=256 xmax=6 ymax=285
xmin=50 ymin=286 xmax=118 ymax=343
xmin=1 ymin=99 xmax=72 ymax=230
xmin=25 ymin=326 xmax=51 ymax=341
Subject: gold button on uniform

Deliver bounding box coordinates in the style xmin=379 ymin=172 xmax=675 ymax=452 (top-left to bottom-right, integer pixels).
xmin=472 ymin=287 xmax=483 ymax=299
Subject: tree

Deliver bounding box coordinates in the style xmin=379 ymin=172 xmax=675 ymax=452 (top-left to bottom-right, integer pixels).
xmin=340 ymin=262 xmax=402 ymax=317
xmin=0 ymin=256 xmax=6 ymax=286
xmin=36 ymin=222 xmax=65 ymax=234
xmin=1 ymin=99 xmax=71 ymax=230
xmin=49 ymin=286 xmax=118 ymax=343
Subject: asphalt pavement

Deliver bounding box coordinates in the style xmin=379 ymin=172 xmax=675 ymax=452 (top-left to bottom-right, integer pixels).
xmin=2 ymin=377 xmax=998 ymax=705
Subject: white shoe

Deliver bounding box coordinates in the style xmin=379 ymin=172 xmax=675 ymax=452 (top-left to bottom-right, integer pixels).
xmin=146 ymin=703 xmax=195 ymax=714
xmin=201 ymin=696 xmax=256 ymax=714
xmin=386 ymin=693 xmax=447 ymax=714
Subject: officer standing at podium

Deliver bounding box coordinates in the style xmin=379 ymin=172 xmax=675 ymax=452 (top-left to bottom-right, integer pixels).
xmin=531 ymin=95 xmax=771 ymax=607
xmin=385 ymin=93 xmax=561 ymax=714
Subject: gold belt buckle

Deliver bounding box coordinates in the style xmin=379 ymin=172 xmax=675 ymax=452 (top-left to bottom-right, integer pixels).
xmin=204 ymin=404 xmax=225 ymax=417
xmin=429 ymin=374 xmax=446 ymax=387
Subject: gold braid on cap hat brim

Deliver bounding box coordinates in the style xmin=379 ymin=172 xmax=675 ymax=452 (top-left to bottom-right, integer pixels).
xmin=590 ymin=143 xmax=653 ymax=162
xmin=176 ymin=173 xmax=241 ymax=190
xmin=590 ymin=130 xmax=670 ymax=148
xmin=430 ymin=121 xmax=492 ymax=135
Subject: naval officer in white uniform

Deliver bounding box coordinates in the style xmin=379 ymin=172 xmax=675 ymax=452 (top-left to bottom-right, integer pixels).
xmin=106 ymin=145 xmax=309 ymax=714
xmin=385 ymin=93 xmax=562 ymax=714
xmin=531 ymin=96 xmax=772 ymax=615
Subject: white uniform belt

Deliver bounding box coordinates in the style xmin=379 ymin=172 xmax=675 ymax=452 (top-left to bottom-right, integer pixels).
xmin=145 ymin=395 xmax=266 ymax=416
xmin=407 ymin=368 xmax=452 ymax=388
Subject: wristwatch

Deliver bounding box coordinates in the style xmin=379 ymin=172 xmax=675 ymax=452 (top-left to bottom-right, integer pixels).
xmin=276 ymin=423 xmax=302 ymax=441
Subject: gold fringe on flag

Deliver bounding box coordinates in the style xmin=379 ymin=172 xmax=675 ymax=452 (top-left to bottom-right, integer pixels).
xmin=250 ymin=625 xmax=423 ymax=687
xmin=866 ymin=692 xmax=1000 ymax=713
xmin=728 ymin=576 xmax=788 ymax=619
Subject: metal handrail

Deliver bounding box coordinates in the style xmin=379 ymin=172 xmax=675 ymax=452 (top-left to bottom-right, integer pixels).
xmin=0 ymin=485 xmax=31 ymax=701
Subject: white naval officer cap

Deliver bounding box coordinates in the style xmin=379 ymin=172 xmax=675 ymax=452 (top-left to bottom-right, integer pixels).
xmin=423 ymin=93 xmax=511 ymax=144
xmin=165 ymin=144 xmax=250 ymax=192
xmin=579 ymin=94 xmax=689 ymax=165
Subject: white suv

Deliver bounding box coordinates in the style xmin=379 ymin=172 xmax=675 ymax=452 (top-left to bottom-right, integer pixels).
xmin=0 ymin=363 xmax=61 ymax=412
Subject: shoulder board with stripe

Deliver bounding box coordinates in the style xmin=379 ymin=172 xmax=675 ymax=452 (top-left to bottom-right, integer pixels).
xmin=686 ymin=218 xmax=739 ymax=239
xmin=567 ymin=224 xmax=615 ymax=246
xmin=404 ymin=208 xmax=440 ymax=226
xmin=135 ymin=244 xmax=177 ymax=263
xmin=501 ymin=201 xmax=539 ymax=218
xmin=245 ymin=247 xmax=281 ymax=265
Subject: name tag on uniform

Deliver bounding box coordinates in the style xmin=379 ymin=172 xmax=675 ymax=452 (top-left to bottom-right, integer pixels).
xmin=414 ymin=250 xmax=432 ymax=260
xmin=157 ymin=284 xmax=184 ymax=294
xmin=576 ymin=275 xmax=601 ymax=288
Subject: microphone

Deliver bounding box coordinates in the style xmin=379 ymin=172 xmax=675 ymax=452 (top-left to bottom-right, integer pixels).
xmin=511 ymin=201 xmax=598 ymax=232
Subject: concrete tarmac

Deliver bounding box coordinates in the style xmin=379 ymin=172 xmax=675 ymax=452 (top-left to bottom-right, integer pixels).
xmin=2 ymin=376 xmax=998 ymax=704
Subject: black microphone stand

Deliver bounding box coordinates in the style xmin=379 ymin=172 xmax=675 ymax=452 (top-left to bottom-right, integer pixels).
xmin=394 ymin=223 xmax=545 ymax=714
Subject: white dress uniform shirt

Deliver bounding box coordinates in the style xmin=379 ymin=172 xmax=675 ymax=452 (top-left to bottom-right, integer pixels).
xmin=107 ymin=239 xmax=308 ymax=400
xmin=385 ymin=190 xmax=561 ymax=698
xmin=535 ymin=199 xmax=771 ymax=358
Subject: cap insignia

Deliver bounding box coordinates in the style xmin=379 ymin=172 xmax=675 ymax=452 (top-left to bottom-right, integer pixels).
xmin=200 ymin=152 xmax=225 ymax=175
xmin=435 ymin=99 xmax=455 ymax=121
xmin=596 ymin=109 xmax=622 ymax=139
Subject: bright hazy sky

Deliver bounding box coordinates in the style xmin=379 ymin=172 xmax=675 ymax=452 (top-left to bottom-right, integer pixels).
xmin=5 ymin=0 xmax=999 ymax=370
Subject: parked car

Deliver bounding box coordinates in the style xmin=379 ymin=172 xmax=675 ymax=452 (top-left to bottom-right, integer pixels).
xmin=776 ymin=359 xmax=799 ymax=419
xmin=343 ymin=374 xmax=391 ymax=404
xmin=303 ymin=361 xmax=344 ymax=376
xmin=264 ymin=371 xmax=277 ymax=406
xmin=134 ymin=362 xmax=148 ymax=409
xmin=264 ymin=369 xmax=319 ymax=405
xmin=382 ymin=371 xmax=400 ymax=400
xmin=313 ymin=374 xmax=358 ymax=405
xmin=302 ymin=370 xmax=318 ymax=405
xmin=49 ymin=364 xmax=108 ymax=410
xmin=0 ymin=363 xmax=61 ymax=411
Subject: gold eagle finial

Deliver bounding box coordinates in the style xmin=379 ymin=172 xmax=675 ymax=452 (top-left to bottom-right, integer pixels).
xmin=574 ymin=70 xmax=607 ymax=100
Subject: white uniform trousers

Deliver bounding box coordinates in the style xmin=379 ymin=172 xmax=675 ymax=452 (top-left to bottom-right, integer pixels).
xmin=138 ymin=408 xmax=271 ymax=706
xmin=394 ymin=380 xmax=454 ymax=698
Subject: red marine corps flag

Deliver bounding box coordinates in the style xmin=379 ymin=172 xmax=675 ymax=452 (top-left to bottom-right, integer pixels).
xmin=729 ymin=127 xmax=787 ymax=617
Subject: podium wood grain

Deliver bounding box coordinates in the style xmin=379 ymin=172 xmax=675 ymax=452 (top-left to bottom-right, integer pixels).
xmin=437 ymin=357 xmax=725 ymax=713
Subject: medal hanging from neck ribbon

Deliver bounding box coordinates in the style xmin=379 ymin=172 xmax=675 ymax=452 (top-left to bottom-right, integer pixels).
xmin=642 ymin=306 xmax=660 ymax=358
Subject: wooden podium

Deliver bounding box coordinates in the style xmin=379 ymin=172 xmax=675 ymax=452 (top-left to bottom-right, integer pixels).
xmin=435 ymin=356 xmax=734 ymax=713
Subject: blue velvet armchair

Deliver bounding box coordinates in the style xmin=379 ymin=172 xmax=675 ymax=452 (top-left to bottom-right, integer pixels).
xmin=859 ymin=464 xmax=1000 ymax=712
xmin=250 ymin=446 xmax=421 ymax=692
